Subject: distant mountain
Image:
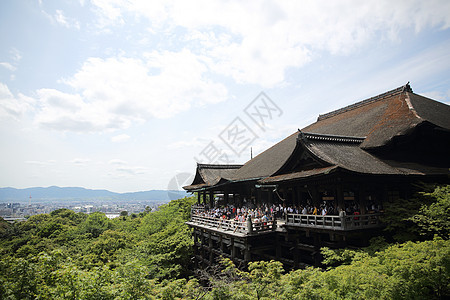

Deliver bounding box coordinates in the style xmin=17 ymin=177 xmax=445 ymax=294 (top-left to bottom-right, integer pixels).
xmin=0 ymin=186 xmax=188 ymax=203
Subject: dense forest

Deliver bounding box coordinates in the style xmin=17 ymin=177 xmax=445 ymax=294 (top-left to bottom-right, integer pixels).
xmin=0 ymin=185 xmax=449 ymax=299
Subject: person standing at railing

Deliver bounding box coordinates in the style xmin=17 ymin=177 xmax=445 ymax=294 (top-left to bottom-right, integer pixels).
xmin=302 ymin=206 xmax=308 ymax=214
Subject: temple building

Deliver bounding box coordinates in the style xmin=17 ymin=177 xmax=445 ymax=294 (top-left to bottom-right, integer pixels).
xmin=184 ymin=83 xmax=450 ymax=268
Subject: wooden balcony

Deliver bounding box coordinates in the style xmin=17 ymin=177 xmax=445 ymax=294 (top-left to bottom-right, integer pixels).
xmin=285 ymin=213 xmax=383 ymax=231
xmin=187 ymin=212 xmax=383 ymax=236
xmin=187 ymin=214 xmax=277 ymax=236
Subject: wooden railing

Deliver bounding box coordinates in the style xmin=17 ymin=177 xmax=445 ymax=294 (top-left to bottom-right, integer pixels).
xmin=189 ymin=210 xmax=383 ymax=233
xmin=286 ymin=213 xmax=383 ymax=230
xmin=191 ymin=205 xmax=206 ymax=213
xmin=190 ymin=214 xmax=276 ymax=235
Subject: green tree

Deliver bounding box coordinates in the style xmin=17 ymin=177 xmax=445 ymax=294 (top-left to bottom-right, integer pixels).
xmin=79 ymin=212 xmax=111 ymax=238
xmin=410 ymin=185 xmax=450 ymax=239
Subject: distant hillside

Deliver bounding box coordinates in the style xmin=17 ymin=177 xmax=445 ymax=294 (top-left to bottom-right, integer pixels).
xmin=0 ymin=186 xmax=188 ymax=203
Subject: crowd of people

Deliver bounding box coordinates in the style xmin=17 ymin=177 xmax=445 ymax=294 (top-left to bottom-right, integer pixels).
xmin=192 ymin=202 xmax=347 ymax=223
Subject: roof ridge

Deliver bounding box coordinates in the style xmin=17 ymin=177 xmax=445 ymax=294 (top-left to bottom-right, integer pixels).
xmin=299 ymin=131 xmax=366 ymax=143
xmin=197 ymin=163 xmax=243 ymax=169
xmin=317 ymin=83 xmax=413 ymax=121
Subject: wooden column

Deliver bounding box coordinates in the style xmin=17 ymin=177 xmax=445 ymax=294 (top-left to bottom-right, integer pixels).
xmin=257 ymin=189 xmax=262 ymax=207
xmin=312 ymin=185 xmax=319 ymax=207
xmin=360 ymin=189 xmax=368 ymax=214
xmin=209 ymin=191 xmax=214 ymax=207
xmin=202 ymin=191 xmax=207 ymax=206
xmin=224 ymin=191 xmax=229 ymax=206
xmin=231 ymin=238 xmax=236 ymax=260
xmin=293 ymin=238 xmax=299 ymax=268
xmin=336 ymin=184 xmax=344 ymax=213
xmin=208 ymin=232 xmax=213 ymax=264
xmin=244 ymin=241 xmax=251 ymax=263
xmin=200 ymin=230 xmax=205 ymax=267
xmin=275 ymin=235 xmax=281 ymax=260
xmin=219 ymin=235 xmax=224 ymax=253
xmin=313 ymin=233 xmax=321 ymax=266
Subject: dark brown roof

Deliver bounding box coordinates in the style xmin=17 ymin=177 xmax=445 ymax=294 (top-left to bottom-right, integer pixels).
xmin=231 ymin=132 xmax=298 ymax=181
xmin=408 ymin=92 xmax=450 ymax=130
xmin=234 ymin=84 xmax=450 ymax=182
xmin=185 ymin=84 xmax=450 ymax=189
xmin=183 ymin=163 xmax=243 ymax=191
xmin=302 ymin=83 xmax=450 ymax=149
xmin=259 ymin=166 xmax=338 ymax=183
xmin=304 ymin=135 xmax=403 ymax=174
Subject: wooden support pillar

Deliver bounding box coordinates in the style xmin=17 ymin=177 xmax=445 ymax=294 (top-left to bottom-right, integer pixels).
xmin=244 ymin=240 xmax=251 ymax=263
xmin=312 ymin=185 xmax=319 ymax=208
xmin=200 ymin=230 xmax=205 ymax=266
xmin=208 ymin=232 xmax=213 ymax=264
xmin=336 ymin=183 xmax=344 ymax=213
xmin=360 ymin=189 xmax=368 ymax=214
xmin=202 ymin=191 xmax=206 ymax=206
xmin=275 ymin=235 xmax=281 ymax=260
xmin=231 ymin=238 xmax=236 ymax=260
xmin=219 ymin=235 xmax=224 ymax=253
xmin=257 ymin=189 xmax=262 ymax=207
xmin=224 ymin=191 xmax=229 ymax=206
xmin=293 ymin=238 xmax=299 ymax=268
xmin=356 ymin=186 xmax=363 ymax=213
xmin=209 ymin=191 xmax=214 ymax=207
xmin=313 ymin=233 xmax=321 ymax=267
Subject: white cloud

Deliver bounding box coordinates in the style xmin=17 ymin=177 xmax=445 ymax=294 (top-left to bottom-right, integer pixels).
xmin=27 ymin=1 xmax=450 ymax=133
xmin=422 ymin=90 xmax=450 ymax=103
xmin=167 ymin=138 xmax=206 ymax=150
xmin=41 ymin=8 xmax=80 ymax=30
xmin=25 ymin=160 xmax=56 ymax=166
xmin=0 ymin=82 xmax=35 ymax=120
xmin=111 ymin=134 xmax=130 ymax=143
xmin=107 ymin=159 xmax=147 ymax=177
xmin=0 ymin=62 xmax=16 ymax=71
xmin=108 ymin=159 xmax=128 ymax=165
xmin=70 ymin=158 xmax=91 ymax=165
xmin=55 ymin=9 xmax=81 ymax=29
xmin=33 ymin=51 xmax=227 ymax=132
xmin=115 ymin=166 xmax=147 ymax=175
xmin=34 ymin=88 xmax=129 ymax=132
xmin=90 ymin=0 xmax=450 ymax=88
xmin=10 ymin=48 xmax=22 ymax=62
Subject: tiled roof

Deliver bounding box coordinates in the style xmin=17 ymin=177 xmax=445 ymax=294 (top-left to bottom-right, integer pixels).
xmin=185 ymin=84 xmax=450 ymax=189
xmin=231 ymin=132 xmax=299 ymax=181
xmin=317 ymin=83 xmax=412 ymax=121
xmin=302 ymin=83 xmax=450 ymax=149
xmin=183 ymin=163 xmax=243 ymax=191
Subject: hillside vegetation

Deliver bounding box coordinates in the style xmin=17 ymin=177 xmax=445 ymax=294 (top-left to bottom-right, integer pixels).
xmin=0 ymin=186 xmax=449 ymax=299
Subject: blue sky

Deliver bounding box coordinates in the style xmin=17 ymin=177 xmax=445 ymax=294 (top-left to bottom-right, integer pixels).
xmin=1 ymin=0 xmax=449 ymax=193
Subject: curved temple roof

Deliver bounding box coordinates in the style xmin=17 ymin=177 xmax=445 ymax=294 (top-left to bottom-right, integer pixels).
xmin=183 ymin=163 xmax=243 ymax=191
xmin=184 ymin=83 xmax=450 ymax=191
xmin=303 ymin=83 xmax=450 ymax=149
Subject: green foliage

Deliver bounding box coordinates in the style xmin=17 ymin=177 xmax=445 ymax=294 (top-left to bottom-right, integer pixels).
xmin=1 ymin=190 xmax=449 ymax=299
xmin=382 ymin=196 xmax=423 ymax=242
xmin=410 ymin=185 xmax=450 ymax=239
xmin=78 ymin=212 xmax=112 ymax=238
xmin=382 ymin=184 xmax=450 ymax=242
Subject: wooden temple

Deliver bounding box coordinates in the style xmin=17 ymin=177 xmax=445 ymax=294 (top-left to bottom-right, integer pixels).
xmin=184 ymin=83 xmax=450 ymax=269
